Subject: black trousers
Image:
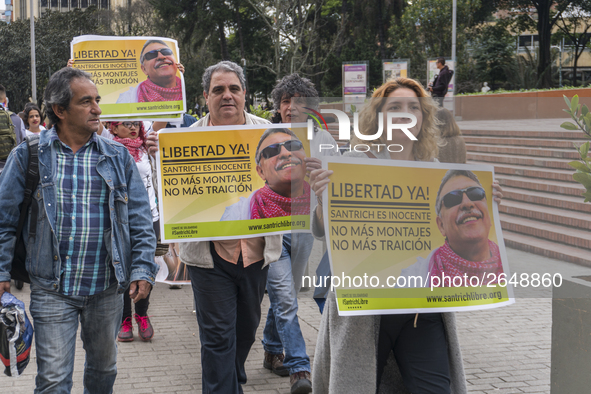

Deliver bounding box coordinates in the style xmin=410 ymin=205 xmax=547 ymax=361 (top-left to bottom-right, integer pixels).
xmin=376 ymin=313 xmax=451 ymax=394
xmin=121 ymin=219 xmax=159 ymax=322
xmin=122 ymin=286 xmax=151 ymax=321
xmin=188 ymin=243 xmax=268 ymax=394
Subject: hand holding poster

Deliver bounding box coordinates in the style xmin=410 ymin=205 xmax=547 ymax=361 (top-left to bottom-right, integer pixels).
xmin=157 ymin=124 xmax=312 ymax=242
xmin=71 ymin=35 xmax=186 ymax=118
xmin=322 ymin=157 xmax=514 ymax=315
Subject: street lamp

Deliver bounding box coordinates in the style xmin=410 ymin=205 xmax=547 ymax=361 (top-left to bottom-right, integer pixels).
xmin=30 ymin=0 xmax=36 ymax=102
xmin=451 ymin=0 xmax=456 ymax=115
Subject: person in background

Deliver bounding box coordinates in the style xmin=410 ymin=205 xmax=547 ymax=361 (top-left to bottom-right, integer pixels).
xmin=110 ymin=120 xmax=160 ymax=342
xmin=259 ymin=73 xmax=339 ymax=394
xmin=0 ymin=84 xmax=26 ymax=172
xmin=24 ymin=104 xmax=46 ymax=136
xmin=436 ymin=107 xmax=466 ymax=164
xmin=428 ymin=57 xmax=453 ymax=106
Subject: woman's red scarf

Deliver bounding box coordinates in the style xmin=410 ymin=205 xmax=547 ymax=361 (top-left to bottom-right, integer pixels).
xmin=137 ymin=77 xmax=182 ymax=103
xmin=428 ymin=240 xmax=503 ymax=287
xmin=114 ymin=136 xmax=144 ymax=163
xmin=250 ymin=182 xmax=311 ymax=219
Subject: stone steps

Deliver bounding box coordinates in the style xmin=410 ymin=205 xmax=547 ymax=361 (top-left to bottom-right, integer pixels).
xmin=466 ymin=144 xmax=583 ymax=159
xmin=500 ymin=214 xmax=591 ymax=249
xmin=467 ymin=152 xmax=574 ymax=170
xmin=499 ymin=200 xmax=591 ymax=230
xmin=470 ymin=161 xmax=576 ymax=182
xmin=502 ymin=230 xmax=591 ymax=267
xmin=463 ymin=136 xmax=586 ymax=149
xmin=461 ymin=129 xmax=583 ymax=139
xmin=463 ymin=125 xmax=589 ymax=267
xmin=496 ymin=174 xmax=583 ymax=197
xmin=501 ymin=186 xmax=591 ymax=213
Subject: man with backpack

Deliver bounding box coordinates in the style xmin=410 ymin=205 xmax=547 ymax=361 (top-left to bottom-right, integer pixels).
xmin=0 ymin=67 xmax=158 ymax=393
xmin=428 ymin=57 xmax=454 ymax=106
xmin=0 ymin=84 xmax=26 ymax=172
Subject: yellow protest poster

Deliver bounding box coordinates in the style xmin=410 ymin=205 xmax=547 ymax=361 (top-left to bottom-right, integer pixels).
xmin=156 ymin=124 xmax=312 ymax=242
xmin=321 ymin=157 xmax=514 ymax=315
xmin=71 ymin=35 xmax=186 ymax=117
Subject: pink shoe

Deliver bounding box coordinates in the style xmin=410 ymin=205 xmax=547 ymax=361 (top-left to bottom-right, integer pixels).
xmin=117 ymin=317 xmax=134 ymax=342
xmin=134 ymin=313 xmax=154 ymax=341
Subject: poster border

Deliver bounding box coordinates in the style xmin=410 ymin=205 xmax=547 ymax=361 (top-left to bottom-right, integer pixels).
xmin=321 ymin=156 xmax=515 ymax=315
xmin=70 ymin=35 xmax=187 ymax=118
xmin=156 ymin=123 xmax=313 ymax=243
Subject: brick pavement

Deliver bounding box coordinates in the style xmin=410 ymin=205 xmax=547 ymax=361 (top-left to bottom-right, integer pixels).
xmin=2 ymin=247 xmax=590 ymax=393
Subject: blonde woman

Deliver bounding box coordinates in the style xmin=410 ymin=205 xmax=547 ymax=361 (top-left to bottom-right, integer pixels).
xmin=310 ymin=78 xmax=501 ymax=394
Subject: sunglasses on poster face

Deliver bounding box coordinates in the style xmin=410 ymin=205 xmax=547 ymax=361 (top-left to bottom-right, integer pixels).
xmin=258 ymin=140 xmax=304 ymax=162
xmin=142 ymin=48 xmax=174 ymax=62
xmin=441 ymin=186 xmax=486 ymax=209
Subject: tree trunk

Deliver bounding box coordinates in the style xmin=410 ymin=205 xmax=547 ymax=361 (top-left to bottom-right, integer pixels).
xmin=537 ymin=1 xmax=553 ymax=88
xmin=572 ymin=43 xmax=586 ymax=86
xmin=235 ymin=1 xmax=245 ymax=60
xmin=314 ymin=0 xmax=323 ymax=91
xmin=376 ymin=0 xmax=387 ymax=59
xmin=218 ymin=20 xmax=230 ymax=61
xmin=336 ymin=0 xmax=348 ymax=57
xmin=234 ymin=0 xmax=248 ymax=103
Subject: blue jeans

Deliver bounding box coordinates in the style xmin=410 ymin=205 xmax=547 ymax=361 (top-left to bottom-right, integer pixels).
xmin=262 ymin=232 xmax=314 ymax=374
xmin=29 ymin=283 xmax=123 ymax=394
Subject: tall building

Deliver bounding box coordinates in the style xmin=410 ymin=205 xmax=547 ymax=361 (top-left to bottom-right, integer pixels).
xmin=12 ymin=0 xmax=126 ymax=19
xmin=3 ymin=0 xmax=13 ymax=22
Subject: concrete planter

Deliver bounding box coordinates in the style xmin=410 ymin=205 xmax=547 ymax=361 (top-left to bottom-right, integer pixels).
xmin=455 ymin=88 xmax=591 ymax=121
xmin=551 ymin=276 xmax=591 ymax=393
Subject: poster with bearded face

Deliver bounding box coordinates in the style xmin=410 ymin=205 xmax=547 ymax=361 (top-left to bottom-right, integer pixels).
xmin=155 ymin=124 xmax=314 ymax=242
xmin=321 ymin=157 xmax=515 ymax=315
xmin=71 ymin=35 xmax=186 ymax=118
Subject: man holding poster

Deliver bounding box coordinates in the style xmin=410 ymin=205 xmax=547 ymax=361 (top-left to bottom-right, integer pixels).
xmin=151 ymin=60 xmax=283 ymax=394
xmin=117 ymin=40 xmax=182 ymax=104
xmin=220 ymin=126 xmax=315 ymax=392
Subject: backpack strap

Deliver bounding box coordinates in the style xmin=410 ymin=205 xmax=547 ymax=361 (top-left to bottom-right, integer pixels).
xmin=15 ymin=135 xmax=40 ymax=240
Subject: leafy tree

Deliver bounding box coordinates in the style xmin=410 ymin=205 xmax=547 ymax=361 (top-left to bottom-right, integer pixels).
xmin=0 ymin=8 xmax=110 ymax=111
xmin=389 ymin=0 xmax=494 ymax=89
xmin=503 ymin=0 xmax=574 ymax=88
xmin=109 ymin=0 xmax=169 ymax=36
xmin=472 ymin=21 xmax=516 ymax=89
xmin=554 ymin=2 xmax=591 ymax=86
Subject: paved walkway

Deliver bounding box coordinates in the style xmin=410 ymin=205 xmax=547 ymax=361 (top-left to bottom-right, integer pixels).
xmin=2 ymin=247 xmax=590 ymax=394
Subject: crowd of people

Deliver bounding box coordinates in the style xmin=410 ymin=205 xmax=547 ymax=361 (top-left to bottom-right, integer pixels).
xmin=0 ymin=52 xmax=503 ymax=394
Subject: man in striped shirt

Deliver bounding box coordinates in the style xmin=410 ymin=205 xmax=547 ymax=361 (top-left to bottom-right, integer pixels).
xmin=0 ymin=67 xmax=158 ymax=393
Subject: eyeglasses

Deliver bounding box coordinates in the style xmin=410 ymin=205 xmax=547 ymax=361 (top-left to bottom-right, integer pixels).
xmin=120 ymin=122 xmax=140 ymax=129
xmin=258 ymin=140 xmax=304 ymax=162
xmin=142 ymin=48 xmax=173 ymax=62
xmin=441 ymin=186 xmax=486 ymax=209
